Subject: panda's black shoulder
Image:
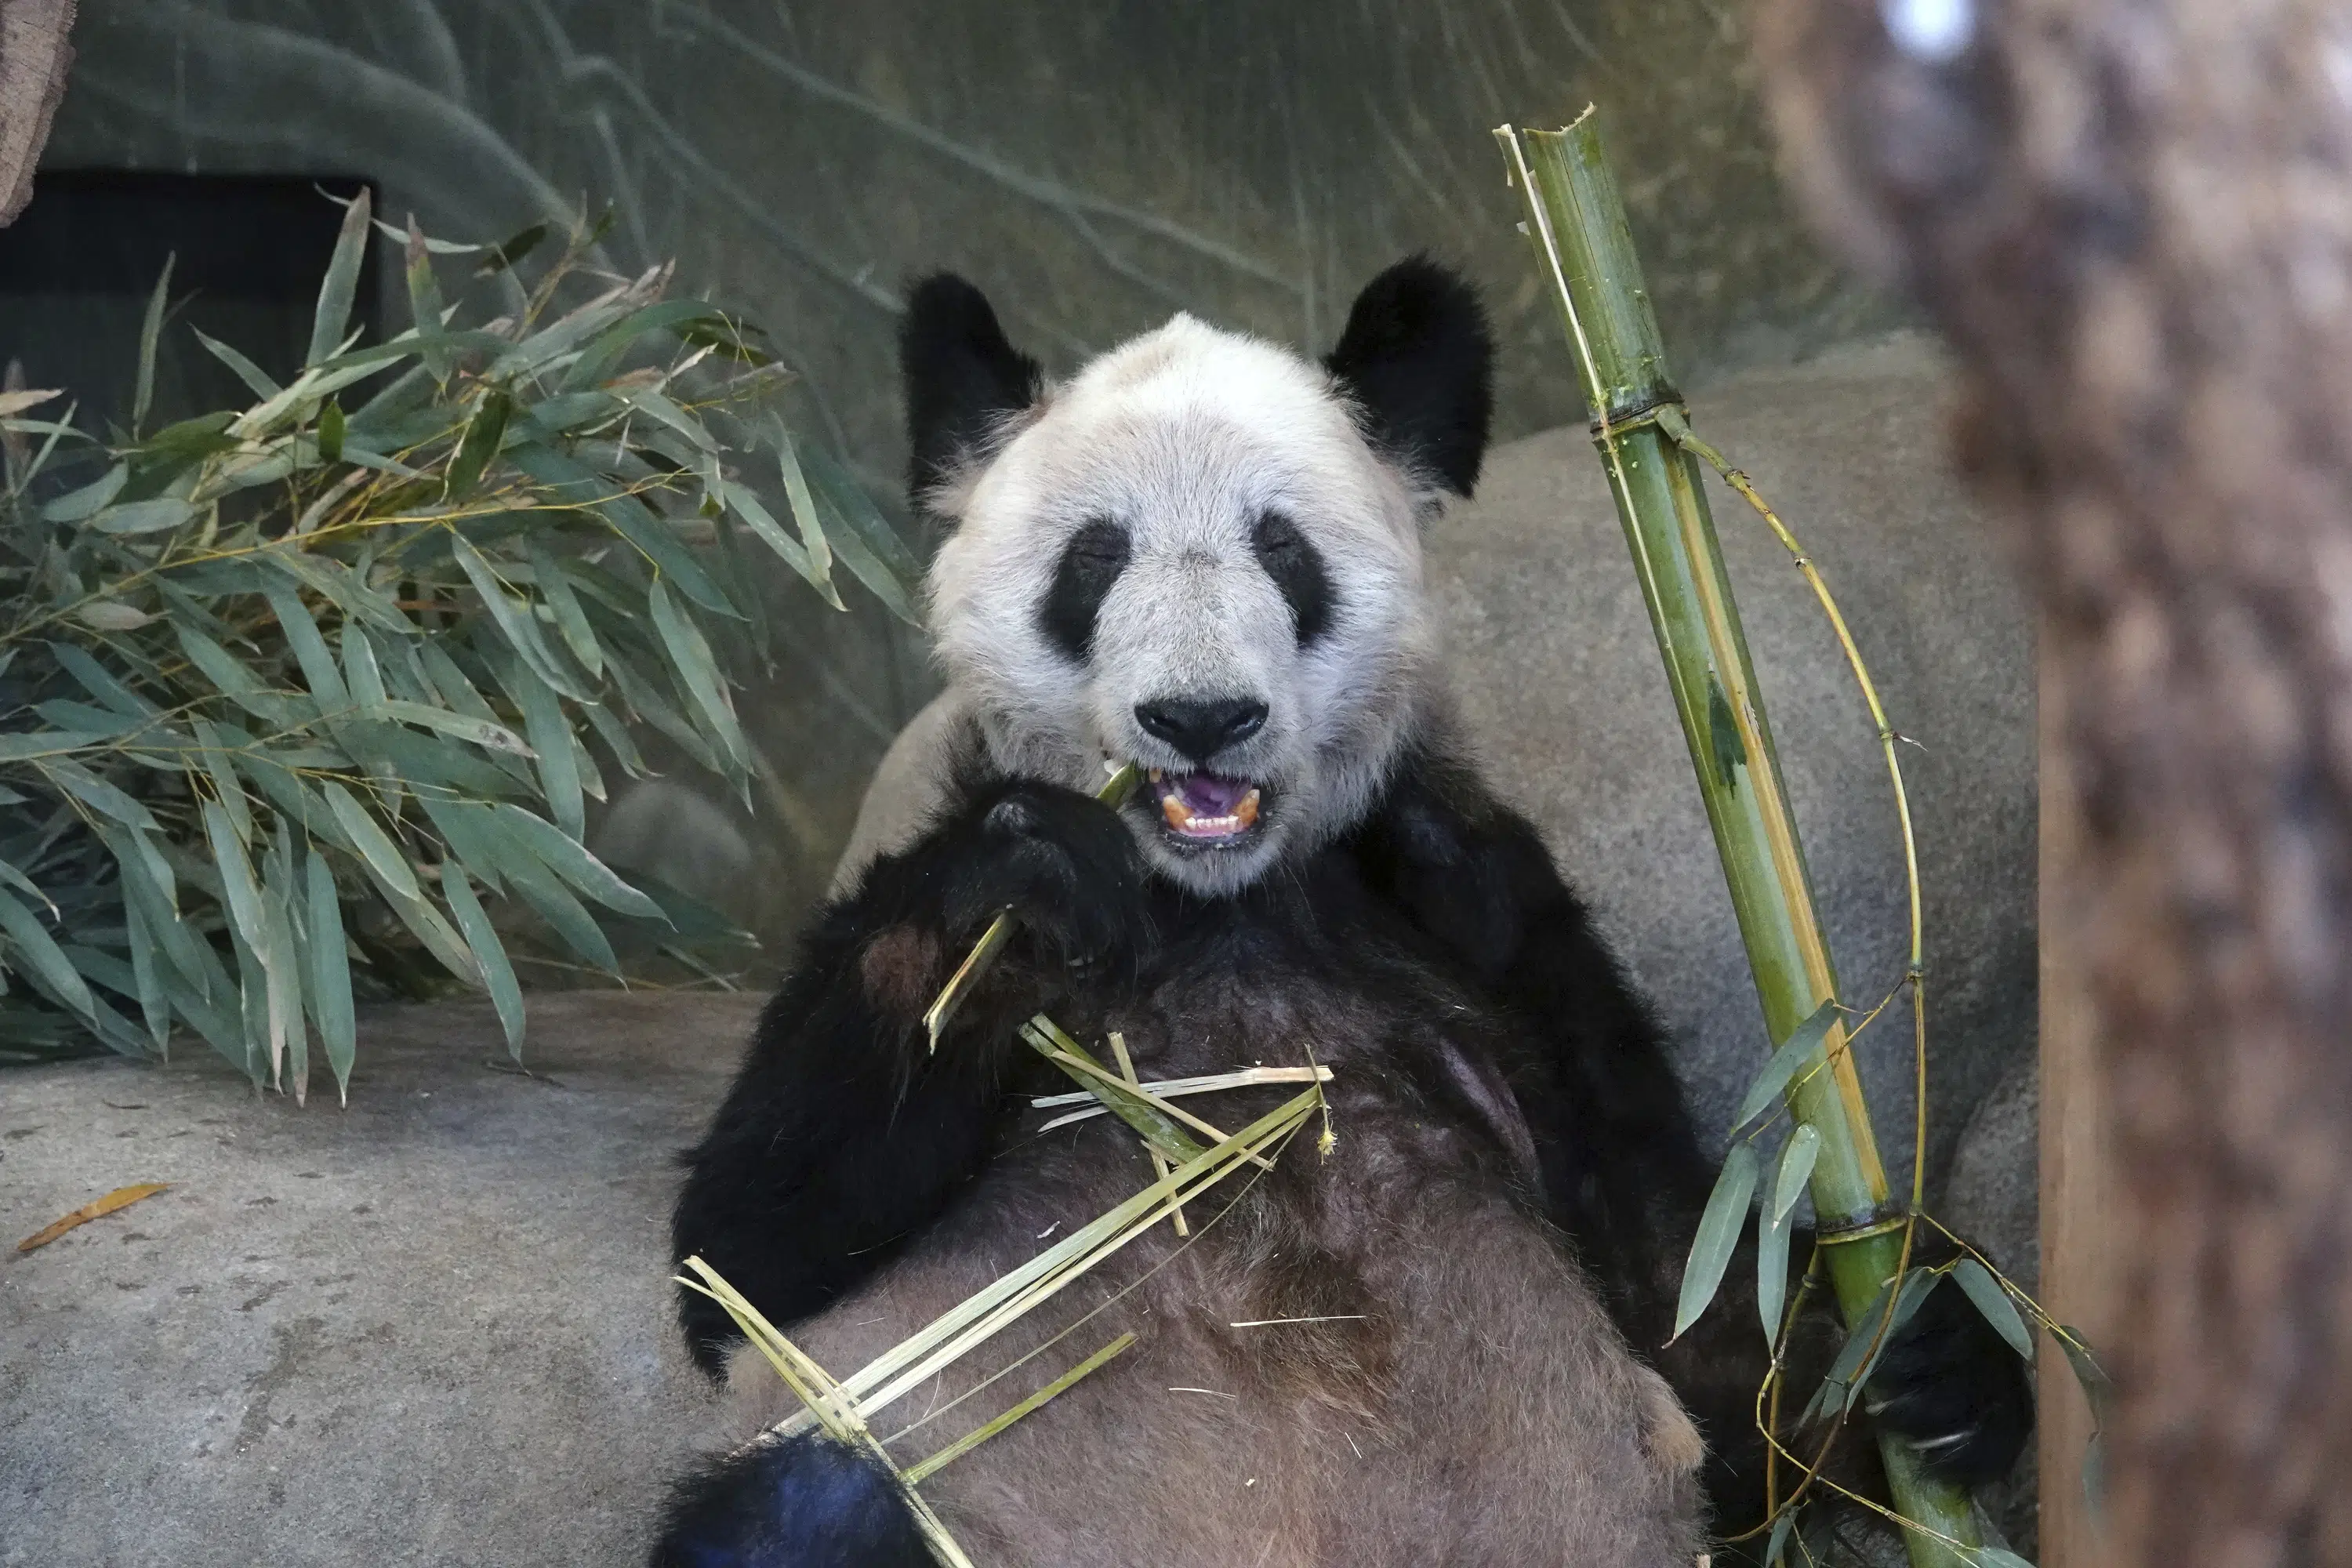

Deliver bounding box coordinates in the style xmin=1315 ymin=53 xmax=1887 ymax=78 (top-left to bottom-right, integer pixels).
xmin=1346 ymin=731 xmax=1579 ymax=983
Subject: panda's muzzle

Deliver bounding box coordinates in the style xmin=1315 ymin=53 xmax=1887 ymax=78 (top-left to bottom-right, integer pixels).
xmin=1131 ymin=696 xmax=1270 ymax=844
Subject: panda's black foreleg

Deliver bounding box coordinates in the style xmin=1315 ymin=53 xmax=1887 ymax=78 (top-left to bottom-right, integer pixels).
xmin=669 ymin=778 xmax=1151 ymax=1376
xmin=1355 ymin=755 xmax=2032 ymax=1527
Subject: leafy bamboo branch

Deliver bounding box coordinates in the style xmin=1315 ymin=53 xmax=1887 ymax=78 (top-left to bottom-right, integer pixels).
xmin=0 ymin=192 xmax=917 ymax=1099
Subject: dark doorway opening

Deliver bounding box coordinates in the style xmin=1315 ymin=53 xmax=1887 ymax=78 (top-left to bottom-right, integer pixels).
xmin=0 ymin=170 xmax=380 ymax=436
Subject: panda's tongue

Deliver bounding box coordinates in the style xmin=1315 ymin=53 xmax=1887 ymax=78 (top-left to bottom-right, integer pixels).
xmin=1175 ymin=772 xmax=1250 ymax=815
xmin=1150 ymin=768 xmax=1261 ymax=838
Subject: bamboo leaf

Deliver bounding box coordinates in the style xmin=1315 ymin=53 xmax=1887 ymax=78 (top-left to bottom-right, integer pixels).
xmin=526 ymin=539 xmax=604 ymax=677
xmin=1953 ymin=1258 xmax=2034 ymax=1362
xmin=441 ymin=861 xmax=523 ymax=1058
xmin=717 ymin=476 xmax=833 ymax=602
xmin=192 ymin=327 xmax=282 ymax=401
xmin=370 ymin=699 xmax=532 ymax=757
xmin=90 ymin=497 xmax=198 ymax=535
xmin=1673 ymin=1142 xmax=1759 ymax=1340
xmin=772 ymin=420 xmax=834 ymax=591
xmin=200 ymin=800 xmax=267 ymax=955
xmin=190 ymin=717 xmax=254 ymax=845
xmin=1759 ymin=1127 xmax=1818 ymax=1345
xmin=502 ymin=852 xmax=619 ymax=973
xmin=49 ymin=642 xmax=157 ymax=718
xmin=317 ymin=397 xmax=345 ymax=466
xmin=474 ymin=221 xmax=548 ymax=278
xmin=2056 ymin=1325 xmax=2112 ymax=1423
xmin=74 ymin=601 xmax=154 ymax=633
xmin=340 ymin=622 xmax=388 ymax=708
xmin=506 ymin=441 xmax=737 ymax=616
xmin=134 ymin=256 xmax=175 ymax=433
xmin=309 ymin=189 xmax=372 ymax=368
xmin=1773 ymin=1123 xmax=1822 ymax=1220
xmin=801 ymin=450 xmax=920 ymax=623
xmin=503 ymin=655 xmax=582 ymax=839
xmin=445 ymin=531 xmax=591 ymax=701
xmin=1733 ymin=1000 xmax=1841 ymax=1129
xmin=614 ymin=385 xmax=717 ymax=453
xmin=304 ymin=847 xmax=357 ymax=1102
xmin=42 ymin=462 xmax=126 ymax=522
xmin=1766 ymin=1508 xmax=1796 ymax=1568
xmin=444 ymin=389 xmax=512 ymax=499
xmin=45 ymin=759 xmax=161 ymax=832
xmin=260 ymin=829 xmax=305 ymax=1096
xmin=261 ymin=579 xmax=350 ymax=708
xmin=320 ymin=781 xmax=421 ymax=902
xmin=648 ymin=575 xmax=744 ymax=764
xmin=488 ymin=802 xmax=662 ymax=919
xmin=0 ymin=887 xmax=95 ymax=1021
xmin=405 ymin=216 xmax=451 ymax=380
xmin=122 ymin=897 xmax=169 ymax=1051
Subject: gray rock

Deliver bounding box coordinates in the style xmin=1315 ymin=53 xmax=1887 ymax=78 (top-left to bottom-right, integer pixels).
xmin=843 ymin=333 xmax=2038 ymax=1202
xmin=0 ymin=995 xmax=757 ymax=1567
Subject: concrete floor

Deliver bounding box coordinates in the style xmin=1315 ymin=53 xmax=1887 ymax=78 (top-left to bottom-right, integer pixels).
xmin=0 ymin=993 xmax=762 ymax=1568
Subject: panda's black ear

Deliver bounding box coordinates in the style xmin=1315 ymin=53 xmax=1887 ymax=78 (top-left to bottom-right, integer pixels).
xmin=1324 ymin=257 xmax=1494 ymax=498
xmin=901 ymin=274 xmax=1044 ymax=511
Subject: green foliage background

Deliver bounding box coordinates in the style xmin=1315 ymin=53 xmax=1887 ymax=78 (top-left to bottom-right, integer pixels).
xmin=0 ymin=193 xmax=915 ymax=1099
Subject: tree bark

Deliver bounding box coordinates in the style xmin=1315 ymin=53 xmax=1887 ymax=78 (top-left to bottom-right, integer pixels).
xmin=1754 ymin=1 xmax=2352 ymax=1563
xmin=0 ymin=0 xmax=72 ymax=226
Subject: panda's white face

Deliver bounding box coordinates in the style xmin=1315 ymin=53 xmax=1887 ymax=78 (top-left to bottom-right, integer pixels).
xmin=927 ymin=317 xmax=1436 ymax=895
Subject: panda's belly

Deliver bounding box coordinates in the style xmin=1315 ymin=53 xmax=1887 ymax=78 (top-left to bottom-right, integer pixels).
xmin=721 ymin=902 xmax=1705 ymax=1566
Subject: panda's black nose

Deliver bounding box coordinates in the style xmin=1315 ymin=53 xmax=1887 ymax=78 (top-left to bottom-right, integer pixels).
xmin=1134 ymin=696 xmax=1268 ymax=764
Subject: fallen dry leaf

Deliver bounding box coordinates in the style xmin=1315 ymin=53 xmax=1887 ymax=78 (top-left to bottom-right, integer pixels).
xmin=15 ymin=1182 xmax=170 ymax=1253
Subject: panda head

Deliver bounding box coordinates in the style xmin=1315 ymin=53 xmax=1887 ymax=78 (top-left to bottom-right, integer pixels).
xmin=906 ymin=260 xmax=1493 ymax=898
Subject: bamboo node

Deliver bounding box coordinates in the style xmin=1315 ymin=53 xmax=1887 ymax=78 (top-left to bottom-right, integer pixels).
xmin=1814 ymin=1212 xmax=1913 ymax=1246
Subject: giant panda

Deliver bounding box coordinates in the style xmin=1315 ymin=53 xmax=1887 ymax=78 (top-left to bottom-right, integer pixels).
xmin=652 ymin=261 xmax=2031 ymax=1567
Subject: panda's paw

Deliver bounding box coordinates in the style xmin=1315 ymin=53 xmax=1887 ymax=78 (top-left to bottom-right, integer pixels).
xmin=650 ymin=1432 xmax=932 ymax=1568
xmin=1864 ymin=1271 xmax=2037 ymax=1487
xmin=945 ymin=779 xmax=1152 ymax=969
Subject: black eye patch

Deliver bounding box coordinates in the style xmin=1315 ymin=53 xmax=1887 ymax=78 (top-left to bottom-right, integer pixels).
xmin=1038 ymin=517 xmax=1132 ymax=661
xmin=1250 ymin=510 xmax=1334 ymax=645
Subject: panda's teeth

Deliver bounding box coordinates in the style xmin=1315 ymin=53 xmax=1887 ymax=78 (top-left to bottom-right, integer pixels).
xmin=1148 ymin=768 xmax=1164 ymax=784
xmin=1236 ymin=789 xmax=1260 ymax=828
xmin=1161 ymin=793 xmax=1194 ymax=830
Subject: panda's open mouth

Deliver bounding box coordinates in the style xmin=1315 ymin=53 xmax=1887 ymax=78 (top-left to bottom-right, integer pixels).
xmin=1146 ymin=767 xmax=1263 ymax=844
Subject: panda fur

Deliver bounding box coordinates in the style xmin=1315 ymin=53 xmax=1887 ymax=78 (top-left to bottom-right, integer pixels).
xmin=653 ymin=261 xmax=2031 ymax=1567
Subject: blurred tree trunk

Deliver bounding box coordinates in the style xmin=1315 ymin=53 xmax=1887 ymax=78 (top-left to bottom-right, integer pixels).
xmin=1754 ymin=0 xmax=2352 ymax=1563
xmin=0 ymin=0 xmax=72 ymax=223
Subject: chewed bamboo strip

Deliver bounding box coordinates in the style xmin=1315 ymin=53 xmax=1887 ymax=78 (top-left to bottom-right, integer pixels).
xmin=1019 ymin=1017 xmax=1206 ymax=1166
xmin=1109 ymin=1030 xmax=1186 ymax=1236
xmin=1032 ymin=1064 xmax=1334 ymax=1127
xmin=753 ymin=1085 xmax=1325 ymax=1446
xmin=901 ymin=1332 xmax=1137 ymax=1485
xmin=922 ymin=763 xmax=1143 ymax=1050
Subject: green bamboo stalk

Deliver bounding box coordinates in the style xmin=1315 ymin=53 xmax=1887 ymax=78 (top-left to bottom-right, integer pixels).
xmin=1494 ymin=110 xmax=1978 ymax=1568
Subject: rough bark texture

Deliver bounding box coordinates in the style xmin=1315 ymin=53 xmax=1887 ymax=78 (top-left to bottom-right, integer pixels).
xmin=0 ymin=0 xmax=73 ymax=224
xmin=1755 ymin=1 xmax=2352 ymax=1563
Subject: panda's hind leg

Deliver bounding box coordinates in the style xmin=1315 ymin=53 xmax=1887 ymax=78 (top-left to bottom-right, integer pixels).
xmin=649 ymin=1431 xmax=933 ymax=1568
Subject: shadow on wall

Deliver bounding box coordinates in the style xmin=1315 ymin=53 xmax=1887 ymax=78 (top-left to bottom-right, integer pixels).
xmin=44 ymin=0 xmax=1909 ymax=956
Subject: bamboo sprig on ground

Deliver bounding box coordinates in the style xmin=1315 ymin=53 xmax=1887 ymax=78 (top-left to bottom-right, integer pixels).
xmin=1494 ymin=110 xmax=1979 ymax=1568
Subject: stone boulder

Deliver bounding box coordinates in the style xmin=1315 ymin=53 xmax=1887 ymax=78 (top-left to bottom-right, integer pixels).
xmin=1 ymin=996 xmax=753 ymax=1567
